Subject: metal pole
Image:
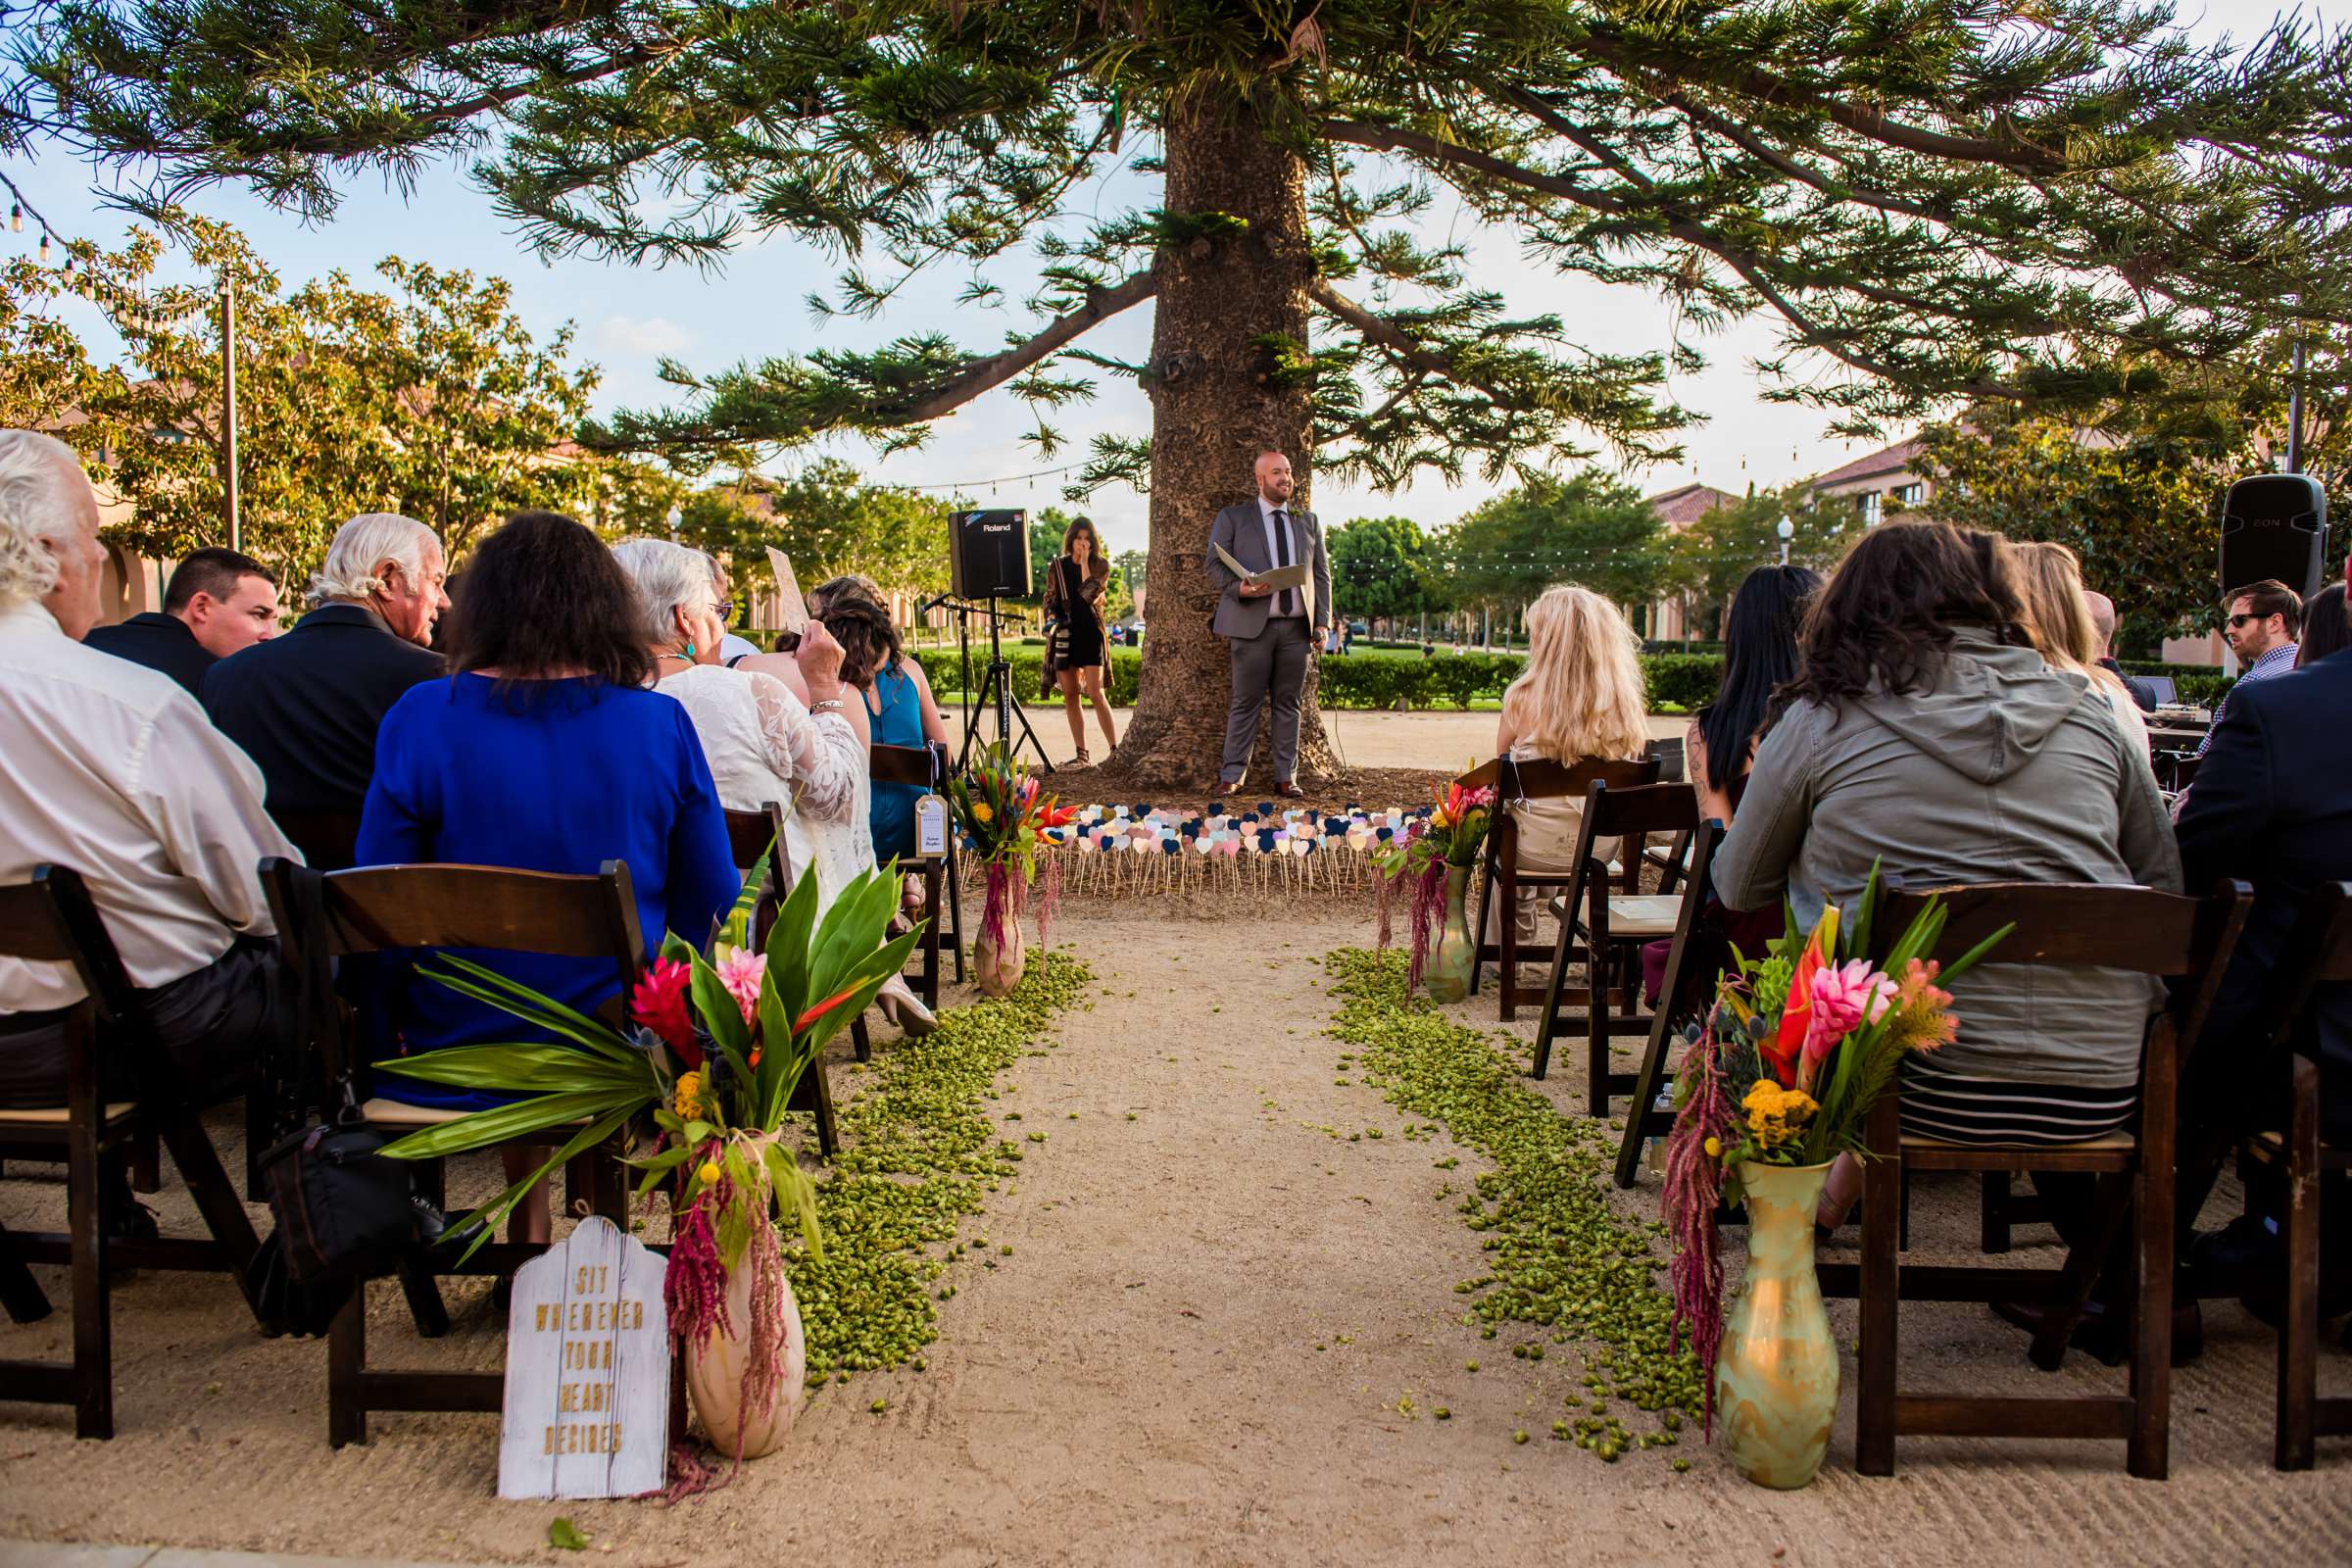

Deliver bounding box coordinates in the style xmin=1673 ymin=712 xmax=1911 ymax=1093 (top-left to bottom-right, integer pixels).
xmin=220 ymin=286 xmax=241 ymax=552
xmin=2288 ymin=334 xmax=2307 ymax=474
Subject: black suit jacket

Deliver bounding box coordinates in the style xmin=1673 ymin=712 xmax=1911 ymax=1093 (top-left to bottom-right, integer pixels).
xmin=2175 ymin=652 xmax=2352 ymax=1135
xmin=81 ymin=612 xmax=215 ymax=697
xmin=201 ymin=603 xmax=443 ymax=816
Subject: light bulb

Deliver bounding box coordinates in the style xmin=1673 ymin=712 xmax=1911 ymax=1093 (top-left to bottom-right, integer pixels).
xmin=38 ymin=232 xmax=50 ymax=263
xmin=8 ymin=204 xmax=20 ymax=233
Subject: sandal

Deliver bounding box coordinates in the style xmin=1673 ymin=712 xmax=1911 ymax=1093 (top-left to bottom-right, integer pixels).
xmin=1073 ymin=748 xmax=1092 ymax=766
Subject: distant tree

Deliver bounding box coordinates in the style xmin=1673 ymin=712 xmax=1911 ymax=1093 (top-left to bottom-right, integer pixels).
xmin=678 ymin=457 xmax=952 ymax=617
xmin=1329 ymin=514 xmax=1436 ymax=627
xmin=1665 ymin=485 xmax=1851 ymax=635
xmin=1446 ymin=472 xmax=1668 ymax=619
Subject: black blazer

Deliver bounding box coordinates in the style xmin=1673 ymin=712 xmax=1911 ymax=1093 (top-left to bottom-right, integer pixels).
xmin=201 ymin=603 xmax=443 ymax=816
xmin=81 ymin=612 xmax=215 ymax=697
xmin=2176 ymin=651 xmax=2352 ymax=1136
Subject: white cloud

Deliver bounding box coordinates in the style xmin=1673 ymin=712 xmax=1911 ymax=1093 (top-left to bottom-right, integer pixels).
xmin=593 ymin=314 xmax=697 ymax=359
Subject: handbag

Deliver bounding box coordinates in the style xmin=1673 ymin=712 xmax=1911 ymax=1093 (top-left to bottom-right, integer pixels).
xmin=252 ymin=865 xmax=444 ymax=1324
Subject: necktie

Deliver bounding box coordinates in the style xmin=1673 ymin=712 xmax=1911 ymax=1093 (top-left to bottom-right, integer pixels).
xmin=1273 ymin=509 xmax=1296 ymax=618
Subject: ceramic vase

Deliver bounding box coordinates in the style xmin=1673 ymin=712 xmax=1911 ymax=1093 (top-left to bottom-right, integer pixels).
xmin=1715 ymin=1159 xmax=1839 ymax=1489
xmin=974 ymin=865 xmax=1026 ymax=998
xmin=684 ymin=1247 xmax=807 ymax=1460
xmin=1424 ymin=863 xmax=1477 ymax=1003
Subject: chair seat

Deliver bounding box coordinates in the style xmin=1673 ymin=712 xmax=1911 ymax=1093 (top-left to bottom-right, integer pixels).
xmin=0 ymin=1101 xmax=137 ymax=1127
xmin=1604 ymin=896 xmax=1682 ymax=937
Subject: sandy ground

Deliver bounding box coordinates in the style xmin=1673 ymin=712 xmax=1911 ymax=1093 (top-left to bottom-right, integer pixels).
xmin=5 ymin=902 xmax=2351 ymax=1567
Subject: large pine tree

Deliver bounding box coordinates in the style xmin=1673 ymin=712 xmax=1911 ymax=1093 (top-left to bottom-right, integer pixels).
xmin=18 ymin=0 xmax=2352 ymax=783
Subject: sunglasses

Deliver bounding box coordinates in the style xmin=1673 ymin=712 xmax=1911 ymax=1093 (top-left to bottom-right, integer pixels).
xmin=2226 ymin=612 xmax=2270 ymax=629
xmin=712 ymin=599 xmax=735 ymax=622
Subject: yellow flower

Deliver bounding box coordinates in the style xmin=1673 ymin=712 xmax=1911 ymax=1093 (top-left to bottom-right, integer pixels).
xmin=697 ymin=1159 xmax=722 ymax=1187
xmin=1702 ymin=1136 xmax=1721 ymax=1159
xmin=672 ymin=1071 xmax=702 ymax=1119
xmin=972 ymin=801 xmax=994 ymax=823
xmin=1741 ymin=1081 xmax=1819 ymax=1151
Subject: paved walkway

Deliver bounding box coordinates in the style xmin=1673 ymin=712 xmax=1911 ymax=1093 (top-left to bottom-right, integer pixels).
xmin=0 ymin=1549 xmax=458 ymax=1568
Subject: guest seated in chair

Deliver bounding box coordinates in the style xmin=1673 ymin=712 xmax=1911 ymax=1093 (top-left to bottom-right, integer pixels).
xmin=1714 ymin=522 xmax=2181 ymax=1276
xmin=0 ymin=430 xmax=300 ymax=1231
xmin=204 ymin=511 xmax=448 ymax=822
xmin=2175 ymin=553 xmax=2352 ymax=1303
xmin=1494 ymin=584 xmax=1652 ymax=945
xmin=356 ymin=512 xmax=742 ymax=1238
xmin=81 ymin=547 xmax=280 ymax=696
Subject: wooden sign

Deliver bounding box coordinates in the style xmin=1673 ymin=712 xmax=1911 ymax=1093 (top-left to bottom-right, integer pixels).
xmin=498 ymin=1216 xmax=670 ymax=1499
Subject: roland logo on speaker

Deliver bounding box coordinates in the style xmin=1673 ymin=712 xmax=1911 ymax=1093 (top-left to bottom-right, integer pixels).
xmin=950 ymin=508 xmax=1032 ymax=600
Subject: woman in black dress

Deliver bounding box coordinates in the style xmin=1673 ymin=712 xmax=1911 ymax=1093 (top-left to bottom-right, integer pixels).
xmin=1041 ymin=515 xmax=1117 ymax=763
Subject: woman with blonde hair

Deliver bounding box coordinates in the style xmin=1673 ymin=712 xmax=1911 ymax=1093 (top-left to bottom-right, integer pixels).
xmin=2008 ymin=540 xmax=2151 ymax=758
xmin=1495 ymin=584 xmax=1653 ymax=942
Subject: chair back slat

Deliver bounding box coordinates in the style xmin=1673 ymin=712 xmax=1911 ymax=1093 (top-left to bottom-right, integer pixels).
xmin=870 ymin=743 xmax=939 ymax=789
xmin=722 ymin=802 xmax=791 ymax=874
xmin=1874 ymin=882 xmax=2243 ymax=980
xmin=302 ymin=860 xmax=647 ymax=968
xmin=0 ymin=866 xmax=136 ymax=1024
xmin=1582 ymin=779 xmax=1701 ymax=841
xmin=1472 ymin=754 xmax=1660 ymax=803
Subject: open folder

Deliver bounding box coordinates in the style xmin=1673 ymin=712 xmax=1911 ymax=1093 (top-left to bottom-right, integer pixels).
xmin=1213 ymin=540 xmax=1309 ymax=592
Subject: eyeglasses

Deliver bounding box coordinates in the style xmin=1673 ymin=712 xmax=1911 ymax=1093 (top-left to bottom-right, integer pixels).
xmin=712 ymin=600 xmax=735 ymax=622
xmin=2227 ymin=612 xmax=2267 ymax=629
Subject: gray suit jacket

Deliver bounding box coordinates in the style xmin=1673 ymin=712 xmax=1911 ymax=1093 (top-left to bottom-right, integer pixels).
xmin=1206 ymin=500 xmax=1333 ymax=640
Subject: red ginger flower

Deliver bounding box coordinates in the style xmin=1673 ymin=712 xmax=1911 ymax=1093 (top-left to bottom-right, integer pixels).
xmin=630 ymin=957 xmax=700 ymax=1063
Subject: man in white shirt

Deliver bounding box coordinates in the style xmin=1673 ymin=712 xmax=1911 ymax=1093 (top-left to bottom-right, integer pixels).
xmin=0 ymin=432 xmax=299 ymax=1184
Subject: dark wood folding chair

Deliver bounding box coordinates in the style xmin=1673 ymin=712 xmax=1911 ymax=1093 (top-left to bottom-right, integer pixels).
xmin=1814 ymin=880 xmax=2251 ymax=1481
xmin=2224 ymin=881 xmax=2352 ymax=1470
xmin=260 ymin=857 xmax=649 ymax=1448
xmin=871 ymin=741 xmax=950 ymax=1007
xmin=1611 ymin=819 xmax=1727 ymax=1189
xmin=1467 ymin=755 xmax=1662 ymax=1020
xmin=719 ymin=804 xmax=841 ymax=1156
xmin=1529 ymin=780 xmax=1700 ymax=1102
xmin=273 ymin=809 xmax=362 ymax=872
xmin=0 ymin=866 xmax=265 ymax=1440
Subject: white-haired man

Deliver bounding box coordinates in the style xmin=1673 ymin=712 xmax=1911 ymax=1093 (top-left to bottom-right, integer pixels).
xmin=202 ymin=512 xmax=448 ymax=842
xmin=0 ymin=431 xmax=298 ymax=1227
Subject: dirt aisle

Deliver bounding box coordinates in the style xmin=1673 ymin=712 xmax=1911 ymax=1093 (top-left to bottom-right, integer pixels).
xmin=3 ymin=904 xmax=2349 ymax=1566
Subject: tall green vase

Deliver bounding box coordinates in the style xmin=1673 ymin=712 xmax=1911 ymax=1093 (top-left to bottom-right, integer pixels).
xmin=1715 ymin=1159 xmax=1838 ymax=1489
xmin=1425 ymin=864 xmax=1476 ymax=1003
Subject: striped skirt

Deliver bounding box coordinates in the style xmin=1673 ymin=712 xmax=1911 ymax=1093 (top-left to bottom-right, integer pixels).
xmin=1896 ymin=1054 xmax=2136 ymax=1146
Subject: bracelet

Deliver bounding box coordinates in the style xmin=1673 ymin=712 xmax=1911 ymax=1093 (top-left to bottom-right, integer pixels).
xmin=810 ymin=698 xmax=846 ymax=714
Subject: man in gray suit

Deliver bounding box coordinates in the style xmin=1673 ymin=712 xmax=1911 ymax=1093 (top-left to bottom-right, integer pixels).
xmin=1207 ymin=450 xmax=1333 ymax=798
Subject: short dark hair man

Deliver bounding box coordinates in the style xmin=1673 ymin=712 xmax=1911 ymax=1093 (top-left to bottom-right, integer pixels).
xmin=2196 ymin=577 xmax=2304 ymax=756
xmin=81 ymin=547 xmax=280 ymax=696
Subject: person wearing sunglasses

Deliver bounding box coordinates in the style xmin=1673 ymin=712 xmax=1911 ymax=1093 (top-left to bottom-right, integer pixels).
xmin=2197 ymin=578 xmax=2302 ymax=757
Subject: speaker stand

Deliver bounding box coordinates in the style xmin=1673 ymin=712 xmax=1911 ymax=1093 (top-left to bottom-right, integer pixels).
xmin=956 ymin=595 xmax=1054 ymax=776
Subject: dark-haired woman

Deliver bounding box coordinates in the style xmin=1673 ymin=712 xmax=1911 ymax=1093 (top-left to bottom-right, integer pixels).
xmin=1690 ymin=564 xmax=1822 ymax=827
xmin=357 ymin=513 xmax=742 ymax=1240
xmin=1040 ymin=516 xmax=1117 ymax=763
xmin=1714 ymin=522 xmax=2180 ymax=1253
xmin=2298 ymin=582 xmax=2349 ymax=666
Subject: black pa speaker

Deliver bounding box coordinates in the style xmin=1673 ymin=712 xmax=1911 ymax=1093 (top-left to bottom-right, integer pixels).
xmin=2219 ymin=473 xmax=2328 ymax=600
xmin=949 ymin=509 xmax=1030 ymax=599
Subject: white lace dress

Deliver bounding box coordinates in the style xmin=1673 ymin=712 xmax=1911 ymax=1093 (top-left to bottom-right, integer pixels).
xmin=656 ymin=663 xmax=869 ymax=910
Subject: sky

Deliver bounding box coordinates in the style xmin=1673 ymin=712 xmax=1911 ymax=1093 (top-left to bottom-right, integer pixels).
xmin=0 ymin=0 xmax=2318 ymax=560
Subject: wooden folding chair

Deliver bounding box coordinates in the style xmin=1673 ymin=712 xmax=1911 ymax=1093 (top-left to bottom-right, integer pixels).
xmin=1815 ymin=880 xmax=2251 ymax=1481
xmin=2224 ymin=881 xmax=2352 ymax=1470
xmin=1611 ymin=819 xmax=1727 ymax=1189
xmin=0 ymin=866 xmax=264 ymax=1440
xmin=261 ymin=857 xmax=648 ymax=1447
xmin=273 ymin=809 xmax=362 ymax=873
xmin=719 ymin=804 xmax=841 ymax=1156
xmin=1467 ymin=755 xmax=1662 ymax=1020
xmin=871 ymin=741 xmax=950 ymax=1007
xmin=1529 ymin=780 xmax=1700 ymax=1102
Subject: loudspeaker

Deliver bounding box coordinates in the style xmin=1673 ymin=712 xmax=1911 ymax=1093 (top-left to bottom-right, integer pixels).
xmin=2219 ymin=473 xmax=2328 ymax=600
xmin=949 ymin=509 xmax=1031 ymax=599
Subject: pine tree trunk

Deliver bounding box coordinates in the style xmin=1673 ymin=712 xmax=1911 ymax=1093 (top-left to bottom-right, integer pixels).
xmin=1102 ymin=92 xmax=1336 ymax=790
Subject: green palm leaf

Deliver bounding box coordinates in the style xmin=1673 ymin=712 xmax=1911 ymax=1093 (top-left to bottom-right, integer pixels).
xmin=376 ymin=1086 xmax=649 ymax=1161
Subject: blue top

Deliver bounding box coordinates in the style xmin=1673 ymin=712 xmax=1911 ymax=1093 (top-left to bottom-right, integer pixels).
xmin=867 ymin=661 xmax=930 ymax=865
xmin=356 ymin=673 xmax=740 ymax=1107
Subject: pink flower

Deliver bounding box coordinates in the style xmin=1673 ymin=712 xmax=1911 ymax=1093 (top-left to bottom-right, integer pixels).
xmin=714 ymin=945 xmax=765 ymax=1026
xmin=1897 ymin=957 xmax=1953 ymax=1011
xmin=1797 ymin=959 xmax=1896 ymax=1090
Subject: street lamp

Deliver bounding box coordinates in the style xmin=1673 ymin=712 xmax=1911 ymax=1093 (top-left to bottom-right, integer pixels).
xmin=664 ymin=505 xmax=682 ymax=543
xmin=1776 ymin=514 xmax=1793 ymax=566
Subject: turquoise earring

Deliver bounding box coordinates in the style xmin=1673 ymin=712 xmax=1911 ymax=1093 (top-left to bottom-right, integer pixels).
xmin=684 ymin=641 xmax=697 ymax=658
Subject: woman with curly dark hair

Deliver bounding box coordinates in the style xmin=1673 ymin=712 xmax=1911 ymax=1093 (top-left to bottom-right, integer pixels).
xmin=357 ymin=513 xmax=741 ymax=1192
xmin=1715 ymin=521 xmax=2181 ymax=1265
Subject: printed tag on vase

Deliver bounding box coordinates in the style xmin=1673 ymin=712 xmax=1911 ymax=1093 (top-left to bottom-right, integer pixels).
xmin=916 ymin=794 xmax=949 ymax=857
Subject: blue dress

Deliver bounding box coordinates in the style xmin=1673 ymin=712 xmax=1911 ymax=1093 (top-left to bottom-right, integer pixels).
xmin=356 ymin=673 xmax=741 ymax=1107
xmin=867 ymin=661 xmax=929 ymax=866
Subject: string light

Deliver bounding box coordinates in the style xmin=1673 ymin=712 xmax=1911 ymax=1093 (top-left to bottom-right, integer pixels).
xmin=37 ymin=232 xmax=50 ymax=264
xmin=8 ymin=204 xmax=20 ymax=234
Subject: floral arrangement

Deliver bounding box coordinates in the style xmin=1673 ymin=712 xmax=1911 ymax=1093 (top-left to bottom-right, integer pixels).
xmin=1661 ymin=865 xmax=2007 ymax=1432
xmin=1371 ymin=775 xmax=1497 ymax=989
xmin=947 ymin=741 xmax=1078 ymax=948
xmin=373 ymin=857 xmax=917 ymax=1451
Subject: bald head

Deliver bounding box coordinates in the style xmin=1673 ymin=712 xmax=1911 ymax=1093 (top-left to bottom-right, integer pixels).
xmin=1253 ymin=450 xmax=1296 ymax=507
xmin=2082 ymin=590 xmax=2118 ymax=657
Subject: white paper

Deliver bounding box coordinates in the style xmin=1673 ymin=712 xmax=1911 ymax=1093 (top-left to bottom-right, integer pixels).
xmin=1213 ymin=540 xmax=1308 ymax=592
xmin=765 ymin=546 xmax=809 ymax=632
xmin=915 ymin=794 xmax=949 ymax=857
